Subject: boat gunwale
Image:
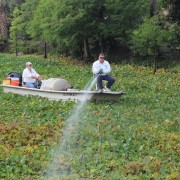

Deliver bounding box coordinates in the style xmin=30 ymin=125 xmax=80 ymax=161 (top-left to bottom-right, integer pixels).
xmin=0 ymin=84 xmax=125 ymax=95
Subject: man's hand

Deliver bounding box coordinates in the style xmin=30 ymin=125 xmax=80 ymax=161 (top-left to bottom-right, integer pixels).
xmin=37 ymin=76 xmax=42 ymax=80
xmin=99 ymin=69 xmax=103 ymax=74
xmin=31 ymin=75 xmax=39 ymax=80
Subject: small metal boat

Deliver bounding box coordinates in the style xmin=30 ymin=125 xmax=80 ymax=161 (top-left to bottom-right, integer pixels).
xmin=0 ymin=84 xmax=125 ymax=101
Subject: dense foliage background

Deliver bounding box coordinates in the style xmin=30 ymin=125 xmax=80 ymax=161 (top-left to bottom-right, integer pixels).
xmin=0 ymin=0 xmax=179 ymax=65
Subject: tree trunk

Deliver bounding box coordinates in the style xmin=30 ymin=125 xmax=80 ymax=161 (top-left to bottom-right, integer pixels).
xmin=129 ymin=15 xmax=133 ymax=29
xmin=84 ymin=38 xmax=91 ymax=59
xmin=15 ymin=34 xmax=18 ymax=56
xmin=0 ymin=5 xmax=8 ymax=41
xmin=150 ymin=0 xmax=158 ymax=74
xmin=100 ymin=37 xmax=104 ymax=53
xmin=44 ymin=42 xmax=47 ymax=59
xmin=150 ymin=0 xmax=157 ymax=17
xmin=153 ymin=48 xmax=160 ymax=74
xmin=153 ymin=56 xmax=157 ymax=74
xmin=79 ymin=43 xmax=84 ymax=59
xmin=99 ymin=5 xmax=106 ymax=53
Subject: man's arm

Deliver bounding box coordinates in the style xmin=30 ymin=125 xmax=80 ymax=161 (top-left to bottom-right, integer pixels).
xmin=92 ymin=62 xmax=100 ymax=75
xmin=103 ymin=62 xmax=111 ymax=74
xmin=23 ymin=69 xmax=41 ymax=80
xmin=31 ymin=69 xmax=42 ymax=80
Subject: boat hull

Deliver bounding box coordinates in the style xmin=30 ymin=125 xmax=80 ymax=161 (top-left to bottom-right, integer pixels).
xmin=0 ymin=85 xmax=125 ymax=101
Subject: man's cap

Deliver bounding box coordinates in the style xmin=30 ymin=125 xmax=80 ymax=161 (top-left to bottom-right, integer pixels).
xmin=26 ymin=62 xmax=32 ymax=66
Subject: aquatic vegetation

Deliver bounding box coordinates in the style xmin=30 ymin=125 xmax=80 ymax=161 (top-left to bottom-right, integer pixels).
xmin=0 ymin=54 xmax=179 ymax=179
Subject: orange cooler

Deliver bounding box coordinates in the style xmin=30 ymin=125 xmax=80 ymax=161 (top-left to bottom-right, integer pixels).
xmin=11 ymin=78 xmax=19 ymax=86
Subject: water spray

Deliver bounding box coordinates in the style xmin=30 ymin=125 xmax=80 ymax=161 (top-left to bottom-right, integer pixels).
xmin=45 ymin=77 xmax=97 ymax=179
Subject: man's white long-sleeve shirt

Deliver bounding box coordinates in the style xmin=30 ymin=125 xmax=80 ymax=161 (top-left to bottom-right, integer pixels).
xmin=92 ymin=60 xmax=111 ymax=75
xmin=22 ymin=68 xmax=39 ymax=83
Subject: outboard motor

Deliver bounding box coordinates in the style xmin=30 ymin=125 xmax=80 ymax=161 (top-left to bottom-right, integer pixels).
xmin=8 ymin=72 xmax=22 ymax=86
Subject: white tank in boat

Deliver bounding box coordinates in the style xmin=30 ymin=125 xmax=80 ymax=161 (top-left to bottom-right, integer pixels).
xmin=41 ymin=78 xmax=69 ymax=91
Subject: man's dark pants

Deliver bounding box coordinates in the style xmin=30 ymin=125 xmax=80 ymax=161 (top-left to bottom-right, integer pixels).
xmin=97 ymin=74 xmax=115 ymax=89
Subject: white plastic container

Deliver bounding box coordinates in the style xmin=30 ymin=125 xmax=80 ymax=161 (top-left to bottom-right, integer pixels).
xmin=41 ymin=78 xmax=69 ymax=91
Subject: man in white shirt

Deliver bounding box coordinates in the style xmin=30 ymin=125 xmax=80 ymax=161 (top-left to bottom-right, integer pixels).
xmin=92 ymin=53 xmax=115 ymax=92
xmin=22 ymin=62 xmax=41 ymax=88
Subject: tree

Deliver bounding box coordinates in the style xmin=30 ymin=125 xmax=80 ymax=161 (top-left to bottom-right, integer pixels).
xmin=26 ymin=0 xmax=149 ymax=59
xmin=7 ymin=0 xmax=25 ymax=12
xmin=0 ymin=0 xmax=8 ymax=51
xmin=172 ymin=0 xmax=180 ymax=22
xmin=162 ymin=0 xmax=180 ymax=22
xmin=27 ymin=0 xmax=100 ymax=58
xmin=130 ymin=16 xmax=173 ymax=73
xmin=105 ymin=0 xmax=149 ymax=42
xmin=10 ymin=0 xmax=40 ymax=54
xmin=0 ymin=0 xmax=25 ymax=51
xmin=160 ymin=0 xmax=180 ymax=52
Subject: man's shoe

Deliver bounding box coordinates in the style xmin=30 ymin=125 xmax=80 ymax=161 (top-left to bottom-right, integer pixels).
xmin=100 ymin=88 xmax=107 ymax=92
xmin=105 ymin=86 xmax=111 ymax=92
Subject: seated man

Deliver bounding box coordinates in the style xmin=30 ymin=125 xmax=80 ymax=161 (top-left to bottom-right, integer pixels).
xmin=22 ymin=62 xmax=41 ymax=88
xmin=92 ymin=53 xmax=115 ymax=92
